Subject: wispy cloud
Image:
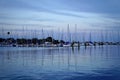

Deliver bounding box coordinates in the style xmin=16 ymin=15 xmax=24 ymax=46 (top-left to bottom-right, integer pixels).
xmin=0 ymin=0 xmax=120 ymax=30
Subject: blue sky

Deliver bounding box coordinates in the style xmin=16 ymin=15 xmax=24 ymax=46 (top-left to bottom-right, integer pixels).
xmin=0 ymin=0 xmax=120 ymax=31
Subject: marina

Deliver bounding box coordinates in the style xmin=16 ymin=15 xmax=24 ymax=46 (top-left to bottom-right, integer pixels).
xmin=0 ymin=0 xmax=120 ymax=80
xmin=0 ymin=24 xmax=120 ymax=47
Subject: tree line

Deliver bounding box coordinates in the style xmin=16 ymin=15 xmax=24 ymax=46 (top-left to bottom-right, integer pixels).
xmin=0 ymin=37 xmax=65 ymax=45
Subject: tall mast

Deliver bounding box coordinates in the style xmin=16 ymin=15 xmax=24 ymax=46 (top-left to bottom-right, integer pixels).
xmin=89 ymin=31 xmax=91 ymax=42
xmin=58 ymin=28 xmax=60 ymax=41
xmin=67 ymin=24 xmax=71 ymax=43
xmin=42 ymin=28 xmax=44 ymax=39
xmin=75 ymin=24 xmax=77 ymax=42
xmin=101 ymin=30 xmax=103 ymax=42
xmin=61 ymin=29 xmax=63 ymax=41
xmin=83 ymin=31 xmax=85 ymax=42
xmin=51 ymin=29 xmax=54 ymax=44
xmin=1 ymin=26 xmax=4 ymax=38
xmin=106 ymin=30 xmax=108 ymax=42
xmin=22 ymin=25 xmax=25 ymax=38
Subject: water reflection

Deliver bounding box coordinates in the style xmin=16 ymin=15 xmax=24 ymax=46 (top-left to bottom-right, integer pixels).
xmin=0 ymin=46 xmax=120 ymax=80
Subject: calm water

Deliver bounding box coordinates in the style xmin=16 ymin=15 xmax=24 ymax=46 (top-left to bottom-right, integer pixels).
xmin=0 ymin=46 xmax=120 ymax=80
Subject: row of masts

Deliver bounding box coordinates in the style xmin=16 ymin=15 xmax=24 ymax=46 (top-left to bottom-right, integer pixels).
xmin=0 ymin=24 xmax=120 ymax=47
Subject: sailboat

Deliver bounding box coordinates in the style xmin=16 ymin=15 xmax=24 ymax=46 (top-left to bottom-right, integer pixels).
xmin=63 ymin=24 xmax=71 ymax=47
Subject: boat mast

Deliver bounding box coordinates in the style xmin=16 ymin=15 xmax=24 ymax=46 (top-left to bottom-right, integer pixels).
xmin=42 ymin=28 xmax=44 ymax=39
xmin=89 ymin=31 xmax=91 ymax=42
xmin=67 ymin=24 xmax=71 ymax=43
xmin=75 ymin=24 xmax=77 ymax=42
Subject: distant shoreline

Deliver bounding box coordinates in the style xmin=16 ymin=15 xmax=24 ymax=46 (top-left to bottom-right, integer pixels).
xmin=0 ymin=37 xmax=120 ymax=47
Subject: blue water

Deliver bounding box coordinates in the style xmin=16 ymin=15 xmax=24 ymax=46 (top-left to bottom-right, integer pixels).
xmin=0 ymin=46 xmax=120 ymax=80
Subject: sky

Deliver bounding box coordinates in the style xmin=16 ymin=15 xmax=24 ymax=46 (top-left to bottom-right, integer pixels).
xmin=0 ymin=0 xmax=120 ymax=31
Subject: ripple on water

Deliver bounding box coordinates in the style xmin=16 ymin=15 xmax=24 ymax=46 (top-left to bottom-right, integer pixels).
xmin=0 ymin=46 xmax=120 ymax=80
